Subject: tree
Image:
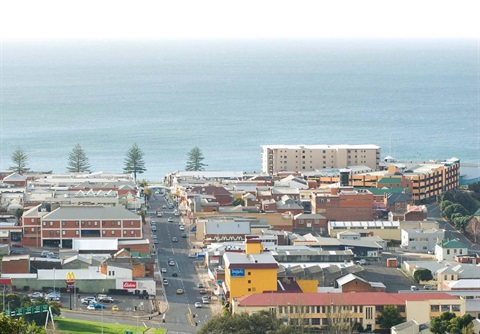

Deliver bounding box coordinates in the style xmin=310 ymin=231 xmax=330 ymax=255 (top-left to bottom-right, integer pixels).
xmin=67 ymin=144 xmax=90 ymax=173
xmin=123 ymin=144 xmax=146 ymax=183
xmin=9 ymin=148 xmax=30 ymax=174
xmin=198 ymin=310 xmax=295 ymax=334
xmin=233 ymin=197 xmax=245 ymax=206
xmin=0 ymin=315 xmax=45 ymax=334
xmin=186 ymin=147 xmax=207 ymax=171
xmin=413 ymin=268 xmax=433 ymax=283
xmin=443 ymin=203 xmax=468 ymax=221
xmin=430 ymin=313 xmax=474 ymax=334
xmin=378 ymin=305 xmax=404 ymax=329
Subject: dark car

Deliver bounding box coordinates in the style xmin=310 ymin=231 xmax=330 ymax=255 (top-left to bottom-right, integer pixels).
xmin=10 ymin=249 xmax=24 ymax=255
xmin=172 ymin=272 xmax=178 ymax=277
xmin=181 ymin=233 xmax=187 ymax=238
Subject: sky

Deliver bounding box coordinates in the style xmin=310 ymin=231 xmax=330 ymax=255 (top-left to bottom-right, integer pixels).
xmin=0 ymin=0 xmax=479 ymax=41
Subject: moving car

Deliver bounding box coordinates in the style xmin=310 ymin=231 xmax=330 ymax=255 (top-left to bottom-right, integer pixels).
xmin=162 ymin=279 xmax=169 ymax=286
xmin=194 ymin=302 xmax=202 ymax=308
xmin=97 ymin=296 xmax=114 ymax=303
xmin=179 ymin=225 xmax=185 ymax=231
xmin=171 ymin=237 xmax=178 ymax=243
xmin=199 ymin=289 xmax=207 ymax=294
xmin=188 ymin=253 xmax=197 ymax=258
xmin=112 ymin=305 xmax=119 ymax=311
xmin=181 ymin=233 xmax=187 ymax=238
xmin=81 ymin=296 xmax=96 ymax=305
xmin=151 ymin=226 xmax=157 ymax=232
xmin=161 ymin=268 xmax=167 ymax=273
xmin=168 ymin=260 xmax=175 ymax=266
xmin=87 ymin=304 xmax=96 ymax=310
xmin=172 ymin=272 xmax=178 ymax=277
xmin=153 ymin=239 xmax=158 ymax=244
xmin=168 ymin=217 xmax=173 ymax=222
xmin=202 ymin=296 xmax=210 ymax=304
xmin=91 ymin=303 xmax=106 ymax=309
xmin=28 ymin=292 xmax=44 ymax=299
xmin=176 ymin=289 xmax=184 ymax=295
xmin=197 ymin=283 xmax=204 ymax=289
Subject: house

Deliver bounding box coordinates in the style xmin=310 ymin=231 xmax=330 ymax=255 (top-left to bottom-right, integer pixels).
xmin=190 ymin=186 xmax=233 ymax=207
xmin=435 ymin=239 xmax=468 ymax=262
xmin=336 ymin=273 xmax=386 ymax=293
xmin=293 ymin=213 xmax=327 ymax=234
xmin=204 ymin=220 xmax=251 ymax=244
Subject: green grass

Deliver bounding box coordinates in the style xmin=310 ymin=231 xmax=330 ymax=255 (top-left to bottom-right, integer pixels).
xmin=53 ymin=317 xmax=164 ymax=334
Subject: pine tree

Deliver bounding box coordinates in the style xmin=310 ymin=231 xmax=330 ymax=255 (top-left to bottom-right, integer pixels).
xmin=186 ymin=147 xmax=207 ymax=171
xmin=9 ymin=147 xmax=30 ymax=174
xmin=123 ymin=143 xmax=146 ymax=183
xmin=67 ymin=144 xmax=91 ymax=173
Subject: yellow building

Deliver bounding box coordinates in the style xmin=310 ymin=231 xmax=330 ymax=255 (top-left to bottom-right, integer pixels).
xmin=223 ymin=237 xmax=278 ymax=302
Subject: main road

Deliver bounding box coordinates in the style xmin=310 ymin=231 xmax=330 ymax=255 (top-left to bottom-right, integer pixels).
xmin=148 ymin=191 xmax=213 ymax=332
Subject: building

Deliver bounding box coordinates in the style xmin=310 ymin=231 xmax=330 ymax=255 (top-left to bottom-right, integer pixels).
xmin=312 ymin=188 xmax=375 ymax=221
xmin=306 ymin=159 xmax=460 ymax=204
xmin=232 ymin=292 xmax=464 ymax=332
xmin=24 ymin=205 xmax=142 ymax=248
xmin=223 ymin=237 xmax=278 ymax=302
xmin=204 ymin=221 xmax=251 ymax=244
xmin=336 ymin=273 xmax=386 ymax=293
xmin=401 ymin=228 xmax=445 ymax=253
xmin=435 ymin=239 xmax=468 ymax=262
xmin=261 ymin=144 xmax=381 ymax=175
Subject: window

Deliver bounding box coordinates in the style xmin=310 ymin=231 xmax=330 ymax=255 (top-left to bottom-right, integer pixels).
xmin=111 ymin=231 xmax=115 ymax=235
xmin=131 ymin=221 xmax=134 ymax=226
xmin=118 ymin=222 xmax=121 ymax=226
xmin=31 ymin=227 xmax=35 ymax=232
xmin=81 ymin=221 xmax=85 ymax=226
xmin=102 ymin=231 xmax=106 ymax=235
xmin=123 ymin=231 xmax=126 ymax=235
xmin=62 ymin=231 xmax=65 ymax=235
xmin=111 ymin=221 xmax=115 ymax=226
xmin=131 ymin=231 xmax=134 ymax=234
xmin=441 ymin=305 xmax=450 ymax=312
xmin=49 ymin=231 xmax=53 ymax=236
xmin=56 ymin=231 xmax=60 ymax=235
xmin=50 ymin=222 xmax=53 ymax=226
xmin=88 ymin=221 xmax=92 ymax=226
xmin=94 ymin=221 xmax=98 ymax=226
xmin=62 ymin=221 xmax=66 ymax=226
xmin=248 ymin=288 xmax=251 ymax=292
xmin=248 ymin=280 xmax=251 ymax=284
xmin=31 ymin=218 xmax=34 ymax=223
xmin=248 ymin=272 xmax=251 ymax=275
xmin=75 ymin=231 xmax=79 ymax=235
xmin=75 ymin=221 xmax=79 ymax=226
xmin=452 ymin=305 xmax=460 ymax=312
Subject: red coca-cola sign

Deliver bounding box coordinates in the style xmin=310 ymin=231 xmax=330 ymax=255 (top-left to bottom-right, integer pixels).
xmin=123 ymin=281 xmax=137 ymax=289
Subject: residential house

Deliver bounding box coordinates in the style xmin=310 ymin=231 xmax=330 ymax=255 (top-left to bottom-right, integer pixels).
xmin=435 ymin=239 xmax=468 ymax=262
xmin=401 ymin=228 xmax=445 ymax=253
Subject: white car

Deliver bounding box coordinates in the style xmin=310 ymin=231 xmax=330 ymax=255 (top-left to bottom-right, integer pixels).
xmin=194 ymin=302 xmax=202 ymax=308
xmin=28 ymin=292 xmax=44 ymax=299
xmin=161 ymin=268 xmax=167 ymax=273
xmin=168 ymin=260 xmax=175 ymax=266
xmin=162 ymin=279 xmax=169 ymax=286
xmin=87 ymin=304 xmax=96 ymax=310
xmin=179 ymin=225 xmax=185 ymax=231
xmin=81 ymin=296 xmax=96 ymax=305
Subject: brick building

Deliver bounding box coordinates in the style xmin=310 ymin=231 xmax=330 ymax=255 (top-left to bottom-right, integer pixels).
xmin=312 ymin=188 xmax=374 ymax=221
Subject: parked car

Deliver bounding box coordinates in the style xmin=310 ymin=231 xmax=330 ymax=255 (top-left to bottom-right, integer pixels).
xmin=172 ymin=272 xmax=178 ymax=277
xmin=87 ymin=304 xmax=96 ymax=310
xmin=151 ymin=226 xmax=157 ymax=232
xmin=410 ymin=286 xmax=419 ymax=291
xmin=199 ymin=289 xmax=207 ymax=295
xmin=162 ymin=279 xmax=169 ymax=286
xmin=112 ymin=305 xmax=119 ymax=311
xmin=179 ymin=225 xmax=185 ymax=231
xmin=10 ymin=249 xmax=24 ymax=255
xmin=92 ymin=303 xmax=106 ymax=309
xmin=168 ymin=217 xmax=173 ymax=223
xmin=168 ymin=260 xmax=175 ymax=266
xmin=41 ymin=251 xmax=54 ymax=258
xmin=171 ymin=237 xmax=178 ymax=243
xmin=176 ymin=289 xmax=184 ymax=295
xmin=197 ymin=283 xmax=204 ymax=289
xmin=181 ymin=233 xmax=187 ymax=238
xmin=161 ymin=268 xmax=167 ymax=273
xmin=153 ymin=239 xmax=158 ymax=244
xmin=188 ymin=253 xmax=197 ymax=258
xmin=194 ymin=302 xmax=202 ymax=308
xmin=202 ymin=296 xmax=210 ymax=304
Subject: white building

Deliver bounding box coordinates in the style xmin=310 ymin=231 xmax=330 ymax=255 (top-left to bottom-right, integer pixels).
xmin=401 ymin=228 xmax=445 ymax=253
xmin=435 ymin=239 xmax=468 ymax=262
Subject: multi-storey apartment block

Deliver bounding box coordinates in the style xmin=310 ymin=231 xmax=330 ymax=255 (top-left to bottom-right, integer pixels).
xmin=261 ymin=144 xmax=381 ymax=175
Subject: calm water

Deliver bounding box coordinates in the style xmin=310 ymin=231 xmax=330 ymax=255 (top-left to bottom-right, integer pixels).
xmin=0 ymin=39 xmax=478 ymax=181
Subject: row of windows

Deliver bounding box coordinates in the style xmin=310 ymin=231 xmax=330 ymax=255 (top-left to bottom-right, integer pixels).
xmin=278 ymin=305 xmax=365 ymax=314
xmin=43 ymin=221 xmax=137 ymax=227
xmin=430 ymin=304 xmax=461 ymax=312
xmin=47 ymin=230 xmax=137 ymax=236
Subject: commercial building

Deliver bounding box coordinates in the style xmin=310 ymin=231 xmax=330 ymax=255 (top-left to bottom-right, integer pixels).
xmin=223 ymin=237 xmax=278 ymax=302
xmin=401 ymin=228 xmax=445 ymax=253
xmin=261 ymin=144 xmax=381 ymax=175
xmin=22 ymin=205 xmax=142 ymax=248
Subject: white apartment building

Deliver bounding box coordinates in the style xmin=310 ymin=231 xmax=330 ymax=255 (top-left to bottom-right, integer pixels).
xmin=261 ymin=144 xmax=381 ymax=175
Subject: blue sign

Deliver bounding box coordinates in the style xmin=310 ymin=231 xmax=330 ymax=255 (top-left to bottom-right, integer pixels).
xmin=230 ymin=268 xmax=245 ymax=277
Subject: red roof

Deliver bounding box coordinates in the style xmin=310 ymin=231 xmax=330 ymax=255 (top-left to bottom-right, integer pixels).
xmin=237 ymin=292 xmax=458 ymax=307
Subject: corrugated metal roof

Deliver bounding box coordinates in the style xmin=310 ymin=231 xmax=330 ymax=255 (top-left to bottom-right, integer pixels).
xmin=43 ymin=206 xmax=140 ymax=220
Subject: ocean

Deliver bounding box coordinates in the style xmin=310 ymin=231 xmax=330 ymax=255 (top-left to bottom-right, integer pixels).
xmin=0 ymin=39 xmax=479 ymax=181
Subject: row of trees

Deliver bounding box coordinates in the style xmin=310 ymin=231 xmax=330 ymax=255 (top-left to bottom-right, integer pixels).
xmin=439 ymin=182 xmax=480 ymax=240
xmin=8 ymin=145 xmax=208 ymax=181
xmin=430 ymin=312 xmax=475 ymax=334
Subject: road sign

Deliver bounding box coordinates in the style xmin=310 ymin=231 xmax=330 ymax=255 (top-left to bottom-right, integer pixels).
xmin=4 ymin=304 xmax=50 ymax=317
